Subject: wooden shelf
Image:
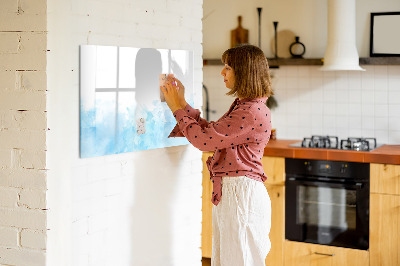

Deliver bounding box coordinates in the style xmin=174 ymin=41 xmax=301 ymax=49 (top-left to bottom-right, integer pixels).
xmin=203 ymin=57 xmax=400 ymax=67
xmin=203 ymin=58 xmax=323 ymax=67
xmin=359 ymin=57 xmax=400 ymax=65
xmin=268 ymin=58 xmax=322 ymax=67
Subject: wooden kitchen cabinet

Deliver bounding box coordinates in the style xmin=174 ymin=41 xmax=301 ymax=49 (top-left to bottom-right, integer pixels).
xmin=262 ymin=156 xmax=285 ymax=266
xmin=261 ymin=156 xmax=285 ymax=186
xmin=370 ymin=193 xmax=400 ymax=266
xmin=284 ymin=241 xmax=369 ymax=266
xmin=370 ymin=163 xmax=400 ymax=195
xmin=201 ymin=154 xmax=286 ymax=266
xmin=202 ymin=152 xmax=213 ymax=258
xmin=370 ymin=163 xmax=400 ymax=266
xmin=264 ymin=184 xmax=285 ymax=266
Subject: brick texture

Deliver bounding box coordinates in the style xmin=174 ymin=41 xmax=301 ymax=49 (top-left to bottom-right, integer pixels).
xmin=0 ymin=0 xmax=47 ymax=264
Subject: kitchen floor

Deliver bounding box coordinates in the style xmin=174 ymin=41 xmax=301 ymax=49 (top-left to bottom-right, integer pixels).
xmin=202 ymin=257 xmax=211 ymax=266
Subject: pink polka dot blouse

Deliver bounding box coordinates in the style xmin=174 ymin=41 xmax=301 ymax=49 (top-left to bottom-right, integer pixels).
xmin=169 ymin=97 xmax=272 ymax=206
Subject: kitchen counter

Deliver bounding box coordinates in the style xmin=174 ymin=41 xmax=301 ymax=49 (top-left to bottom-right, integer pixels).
xmin=263 ymin=139 xmax=400 ymax=164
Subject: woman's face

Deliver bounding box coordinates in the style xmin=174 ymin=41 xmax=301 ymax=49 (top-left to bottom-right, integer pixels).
xmin=220 ymin=64 xmax=235 ymax=89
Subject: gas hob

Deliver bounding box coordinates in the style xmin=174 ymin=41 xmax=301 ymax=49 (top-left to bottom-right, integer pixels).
xmin=289 ymin=135 xmax=382 ymax=151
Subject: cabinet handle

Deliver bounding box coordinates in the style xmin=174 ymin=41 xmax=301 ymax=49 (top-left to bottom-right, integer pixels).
xmin=314 ymin=252 xmax=335 ymax=257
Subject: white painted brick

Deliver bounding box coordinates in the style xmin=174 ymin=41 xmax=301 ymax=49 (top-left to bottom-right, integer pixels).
xmin=0 ymin=227 xmax=19 ymax=247
xmin=0 ymin=48 xmax=45 ymax=71
xmin=0 ymin=0 xmax=18 ymax=13
xmin=87 ymin=212 xmax=109 ymax=233
xmin=19 ymin=189 xmax=46 ymax=209
xmin=20 ymin=229 xmax=46 ymax=250
xmin=129 ymin=0 xmax=167 ymax=12
xmin=0 ymin=169 xmax=47 ymax=190
xmin=16 ymin=70 xmax=47 ymax=91
xmin=105 ymin=178 xmax=123 ymax=196
xmin=152 ymin=10 xmax=181 ymax=27
xmin=87 ymin=164 xmax=109 ymax=183
xmin=45 ymin=0 xmax=203 ymax=265
xmin=0 ymin=247 xmax=45 ymax=266
xmin=0 ymin=149 xmax=12 ymax=169
xmin=0 ymin=71 xmax=16 ymax=90
xmin=18 ymin=0 xmax=47 ymax=15
xmin=20 ymin=149 xmax=46 ymax=170
xmin=72 ymin=218 xmax=88 ymax=237
xmin=0 ymin=208 xmax=46 ymax=230
xmin=182 ymin=16 xmax=202 ymax=30
xmin=0 ymin=129 xmax=46 ymax=151
xmin=104 ymin=162 xmax=122 ymax=179
xmin=0 ymin=90 xmax=46 ymax=111
xmin=136 ymin=24 xmax=170 ymax=41
xmin=189 ymin=3 xmax=203 ymax=19
xmin=1 ymin=110 xmax=47 ymax=130
xmin=0 ymin=32 xmax=47 ymax=71
xmin=104 ymin=194 xmax=123 ymax=211
xmin=71 ymin=166 xmax=88 ymax=186
xmin=0 ymin=187 xmax=19 ymax=208
xmin=190 ymin=160 xmax=203 ymax=174
xmin=0 ymin=13 xmax=46 ymax=32
xmin=121 ymin=161 xmax=134 ymax=176
xmin=0 ymin=32 xmax=20 ymax=54
xmin=166 ymin=0 xmax=191 ymax=15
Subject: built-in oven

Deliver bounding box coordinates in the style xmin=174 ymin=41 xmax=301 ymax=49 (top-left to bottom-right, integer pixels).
xmin=285 ymin=158 xmax=369 ymax=250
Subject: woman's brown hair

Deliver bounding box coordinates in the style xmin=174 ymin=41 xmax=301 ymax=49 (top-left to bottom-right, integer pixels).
xmin=221 ymin=44 xmax=273 ymax=99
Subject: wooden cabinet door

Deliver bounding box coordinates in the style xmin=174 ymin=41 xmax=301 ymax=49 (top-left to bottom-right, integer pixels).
xmin=201 ymin=152 xmax=213 ymax=258
xmin=370 ymin=163 xmax=400 ymax=195
xmin=264 ymin=184 xmax=284 ymax=266
xmin=284 ymin=241 xmax=369 ymax=266
xmin=370 ymin=193 xmax=400 ymax=266
xmin=262 ymin=156 xmax=285 ymax=186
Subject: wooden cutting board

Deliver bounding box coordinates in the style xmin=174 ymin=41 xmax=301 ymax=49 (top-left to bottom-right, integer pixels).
xmin=231 ymin=16 xmax=249 ymax=48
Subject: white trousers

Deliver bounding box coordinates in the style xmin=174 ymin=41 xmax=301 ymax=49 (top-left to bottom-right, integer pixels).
xmin=212 ymin=176 xmax=271 ymax=266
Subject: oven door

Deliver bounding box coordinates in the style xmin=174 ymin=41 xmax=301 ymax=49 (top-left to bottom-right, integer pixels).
xmin=285 ymin=177 xmax=369 ymax=250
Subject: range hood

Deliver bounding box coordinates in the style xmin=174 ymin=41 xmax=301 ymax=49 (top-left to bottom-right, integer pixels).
xmin=320 ymin=0 xmax=365 ymax=71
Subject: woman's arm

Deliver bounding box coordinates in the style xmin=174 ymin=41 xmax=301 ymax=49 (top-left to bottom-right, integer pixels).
xmin=172 ymin=106 xmax=257 ymax=152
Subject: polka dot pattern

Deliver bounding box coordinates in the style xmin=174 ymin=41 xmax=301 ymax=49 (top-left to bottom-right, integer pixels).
xmin=169 ymin=97 xmax=272 ymax=206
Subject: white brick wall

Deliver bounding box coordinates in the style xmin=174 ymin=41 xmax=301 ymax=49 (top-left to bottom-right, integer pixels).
xmin=3 ymin=0 xmax=203 ymax=264
xmin=0 ymin=0 xmax=48 ymax=265
xmin=46 ymin=1 xmax=203 ymax=266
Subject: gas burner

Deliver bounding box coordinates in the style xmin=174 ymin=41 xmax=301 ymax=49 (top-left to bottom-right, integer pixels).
xmin=340 ymin=137 xmax=377 ymax=151
xmin=301 ymin=135 xmax=339 ymax=149
xmin=290 ymin=136 xmax=380 ymax=151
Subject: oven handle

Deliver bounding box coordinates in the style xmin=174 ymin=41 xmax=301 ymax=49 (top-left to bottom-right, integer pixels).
xmin=286 ymin=177 xmax=364 ymax=189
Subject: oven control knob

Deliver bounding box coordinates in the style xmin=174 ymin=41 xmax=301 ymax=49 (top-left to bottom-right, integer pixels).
xmin=304 ymin=161 xmax=312 ymax=171
xmin=340 ymin=164 xmax=347 ymax=174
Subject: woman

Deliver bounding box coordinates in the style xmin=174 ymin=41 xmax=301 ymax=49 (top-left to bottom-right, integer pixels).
xmin=161 ymin=44 xmax=273 ymax=266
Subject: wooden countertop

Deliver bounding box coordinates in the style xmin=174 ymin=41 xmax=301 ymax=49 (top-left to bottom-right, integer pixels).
xmin=263 ymin=139 xmax=400 ymax=165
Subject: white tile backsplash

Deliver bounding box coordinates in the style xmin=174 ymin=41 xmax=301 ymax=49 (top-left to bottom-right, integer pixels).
xmin=204 ymin=65 xmax=400 ymax=144
xmin=374 ymin=90 xmax=388 ymax=104
xmin=389 ymin=104 xmax=400 ymax=117
xmin=374 ymin=77 xmax=388 ymax=91
xmin=388 ymin=91 xmax=400 ymax=104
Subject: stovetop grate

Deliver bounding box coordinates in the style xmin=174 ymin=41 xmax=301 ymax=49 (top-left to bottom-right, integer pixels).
xmin=294 ymin=136 xmax=378 ymax=151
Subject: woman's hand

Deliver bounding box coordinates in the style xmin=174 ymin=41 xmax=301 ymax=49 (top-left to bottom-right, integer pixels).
xmin=161 ymin=79 xmax=184 ymax=113
xmin=173 ymin=77 xmax=187 ymax=108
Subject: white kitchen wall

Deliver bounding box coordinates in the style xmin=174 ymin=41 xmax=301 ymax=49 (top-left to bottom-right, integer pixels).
xmin=271 ymin=65 xmax=400 ymax=144
xmin=46 ymin=1 xmax=203 ymax=266
xmin=204 ymin=65 xmax=400 ymax=144
xmin=203 ymin=0 xmax=400 ymax=58
xmin=203 ymin=0 xmax=400 ymax=145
